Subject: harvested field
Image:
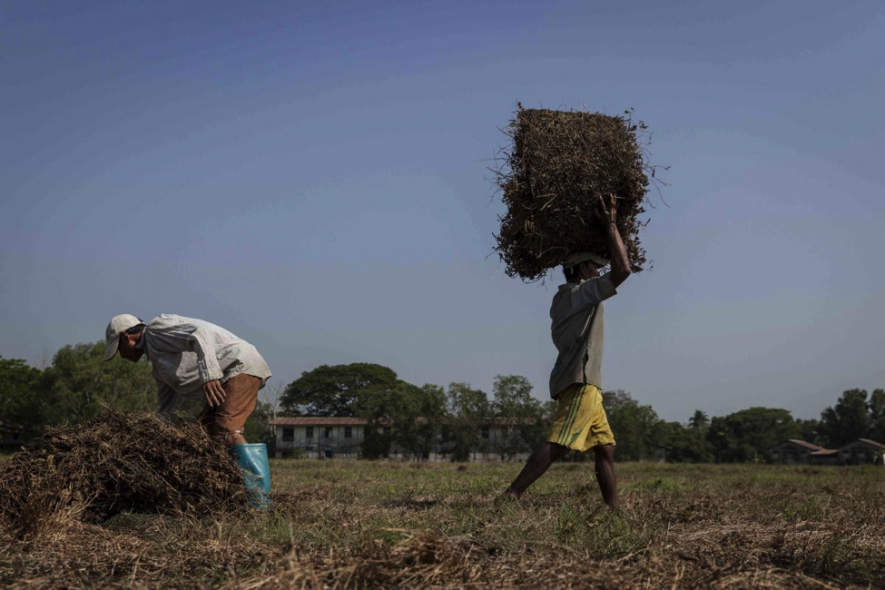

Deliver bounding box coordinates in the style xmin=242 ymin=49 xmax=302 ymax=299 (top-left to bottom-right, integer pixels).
xmin=2 ymin=460 xmax=883 ymax=588
xmin=494 ymin=106 xmax=658 ymax=281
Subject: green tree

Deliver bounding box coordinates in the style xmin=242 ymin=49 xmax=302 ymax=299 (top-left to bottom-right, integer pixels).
xmin=447 ymin=382 xmax=491 ymax=461
xmin=42 ymin=341 xmax=156 ymax=425
xmin=279 ymin=363 xmax=399 ymax=416
xmin=391 ymin=383 xmax=448 ymax=460
xmin=820 ymin=389 xmax=872 ymax=448
xmin=279 ymin=363 xmax=448 ymax=459
xmin=867 ymin=389 xmax=885 ymax=444
xmin=688 ymin=410 xmax=709 ymax=432
xmin=0 ymin=357 xmax=44 ymax=440
xmin=492 ymin=375 xmax=544 ymax=460
xmin=602 ymin=390 xmax=660 ymax=461
xmin=356 ymin=382 xmax=447 ymax=460
xmin=653 ymin=421 xmax=713 ymax=463
xmin=410 ymin=384 xmax=449 ymax=459
xmin=706 ymin=407 xmax=799 ymax=463
xmin=795 ymin=418 xmax=823 ymax=446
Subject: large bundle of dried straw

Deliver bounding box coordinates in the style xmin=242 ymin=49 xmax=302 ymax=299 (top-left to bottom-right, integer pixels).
xmin=0 ymin=410 xmax=249 ymax=536
xmin=495 ymin=106 xmax=654 ymax=281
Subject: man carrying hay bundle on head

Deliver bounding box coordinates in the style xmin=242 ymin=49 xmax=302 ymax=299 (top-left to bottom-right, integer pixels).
xmin=103 ymin=313 xmax=273 ymax=502
xmin=493 ymin=105 xmax=658 ymax=509
xmin=503 ymin=195 xmax=631 ymax=510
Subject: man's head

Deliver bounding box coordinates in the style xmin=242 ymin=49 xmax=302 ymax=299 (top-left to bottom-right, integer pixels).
xmin=563 ymin=252 xmax=609 ymax=283
xmin=104 ymin=314 xmax=146 ymax=363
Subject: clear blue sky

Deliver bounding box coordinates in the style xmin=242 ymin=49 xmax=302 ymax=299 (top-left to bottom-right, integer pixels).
xmin=2 ymin=1 xmax=883 ymax=422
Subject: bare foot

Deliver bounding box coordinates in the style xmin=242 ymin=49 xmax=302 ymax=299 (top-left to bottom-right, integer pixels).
xmin=496 ymin=488 xmax=521 ymax=505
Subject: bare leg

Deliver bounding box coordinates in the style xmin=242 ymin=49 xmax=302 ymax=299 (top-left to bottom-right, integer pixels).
xmin=505 ymin=442 xmax=571 ymax=498
xmin=593 ymin=444 xmax=618 ymax=510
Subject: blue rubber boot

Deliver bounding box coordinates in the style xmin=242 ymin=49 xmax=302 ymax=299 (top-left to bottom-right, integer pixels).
xmin=230 ymin=443 xmax=272 ymax=509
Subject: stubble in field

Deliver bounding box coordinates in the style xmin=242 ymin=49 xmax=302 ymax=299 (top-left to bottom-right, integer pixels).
xmin=1 ymin=460 xmax=883 ymax=589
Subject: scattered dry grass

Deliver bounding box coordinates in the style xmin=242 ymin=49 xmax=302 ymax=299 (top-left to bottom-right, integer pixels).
xmin=2 ymin=460 xmax=883 ymax=588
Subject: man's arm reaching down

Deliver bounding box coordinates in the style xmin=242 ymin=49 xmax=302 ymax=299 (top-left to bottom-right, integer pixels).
xmin=186 ymin=327 xmax=227 ymax=407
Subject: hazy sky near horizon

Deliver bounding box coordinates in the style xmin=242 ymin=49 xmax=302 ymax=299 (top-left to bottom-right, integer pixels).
xmin=2 ymin=1 xmax=883 ymax=422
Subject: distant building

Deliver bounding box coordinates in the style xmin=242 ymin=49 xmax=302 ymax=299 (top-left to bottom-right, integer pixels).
xmin=767 ymin=440 xmax=826 ymax=464
xmin=767 ymin=438 xmax=885 ymax=466
xmin=838 ymin=439 xmax=885 ymax=465
xmin=270 ymin=417 xmax=534 ymax=462
xmin=271 ymin=417 xmax=367 ymax=460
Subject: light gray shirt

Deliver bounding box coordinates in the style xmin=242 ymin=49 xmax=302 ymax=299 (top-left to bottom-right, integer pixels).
xmin=548 ymin=274 xmax=617 ymax=399
xmin=141 ymin=314 xmax=272 ymax=418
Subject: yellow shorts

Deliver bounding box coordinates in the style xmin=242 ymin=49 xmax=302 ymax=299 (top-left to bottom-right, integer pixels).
xmin=548 ymin=384 xmax=616 ymax=452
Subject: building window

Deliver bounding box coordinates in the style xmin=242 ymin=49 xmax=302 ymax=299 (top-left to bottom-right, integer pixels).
xmin=345 ymin=426 xmax=352 ymax=439
xmin=306 ymin=426 xmax=314 ymax=439
xmin=481 ymin=426 xmax=490 ymax=440
xmin=325 ymin=426 xmax=332 ymax=438
xmin=282 ymin=427 xmax=294 ymax=442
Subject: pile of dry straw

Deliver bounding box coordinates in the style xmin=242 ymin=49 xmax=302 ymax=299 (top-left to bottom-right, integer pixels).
xmin=0 ymin=409 xmax=248 ymax=538
xmin=495 ymin=105 xmax=656 ymax=281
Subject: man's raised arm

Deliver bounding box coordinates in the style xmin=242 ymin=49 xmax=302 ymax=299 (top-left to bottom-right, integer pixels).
xmin=596 ymin=194 xmax=632 ymax=288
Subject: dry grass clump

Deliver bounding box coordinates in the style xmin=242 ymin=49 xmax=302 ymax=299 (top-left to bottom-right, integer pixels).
xmin=494 ymin=105 xmax=658 ymax=281
xmin=0 ymin=409 xmax=248 ymax=538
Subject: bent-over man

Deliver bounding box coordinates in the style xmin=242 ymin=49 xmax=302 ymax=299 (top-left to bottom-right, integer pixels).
xmin=103 ymin=313 xmax=272 ymax=447
xmin=504 ymin=195 xmax=631 ymax=509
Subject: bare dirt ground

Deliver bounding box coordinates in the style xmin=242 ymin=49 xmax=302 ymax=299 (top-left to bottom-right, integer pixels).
xmin=2 ymin=460 xmax=883 ymax=589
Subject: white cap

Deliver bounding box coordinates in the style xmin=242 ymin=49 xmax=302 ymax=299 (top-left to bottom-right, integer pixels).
xmin=563 ymin=251 xmax=609 ymax=269
xmin=104 ymin=314 xmax=143 ymax=361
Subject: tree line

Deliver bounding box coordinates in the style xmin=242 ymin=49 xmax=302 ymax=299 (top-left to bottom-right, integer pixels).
xmin=2 ymin=344 xmax=883 ymax=463
xmin=277 ymin=363 xmax=552 ymax=460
